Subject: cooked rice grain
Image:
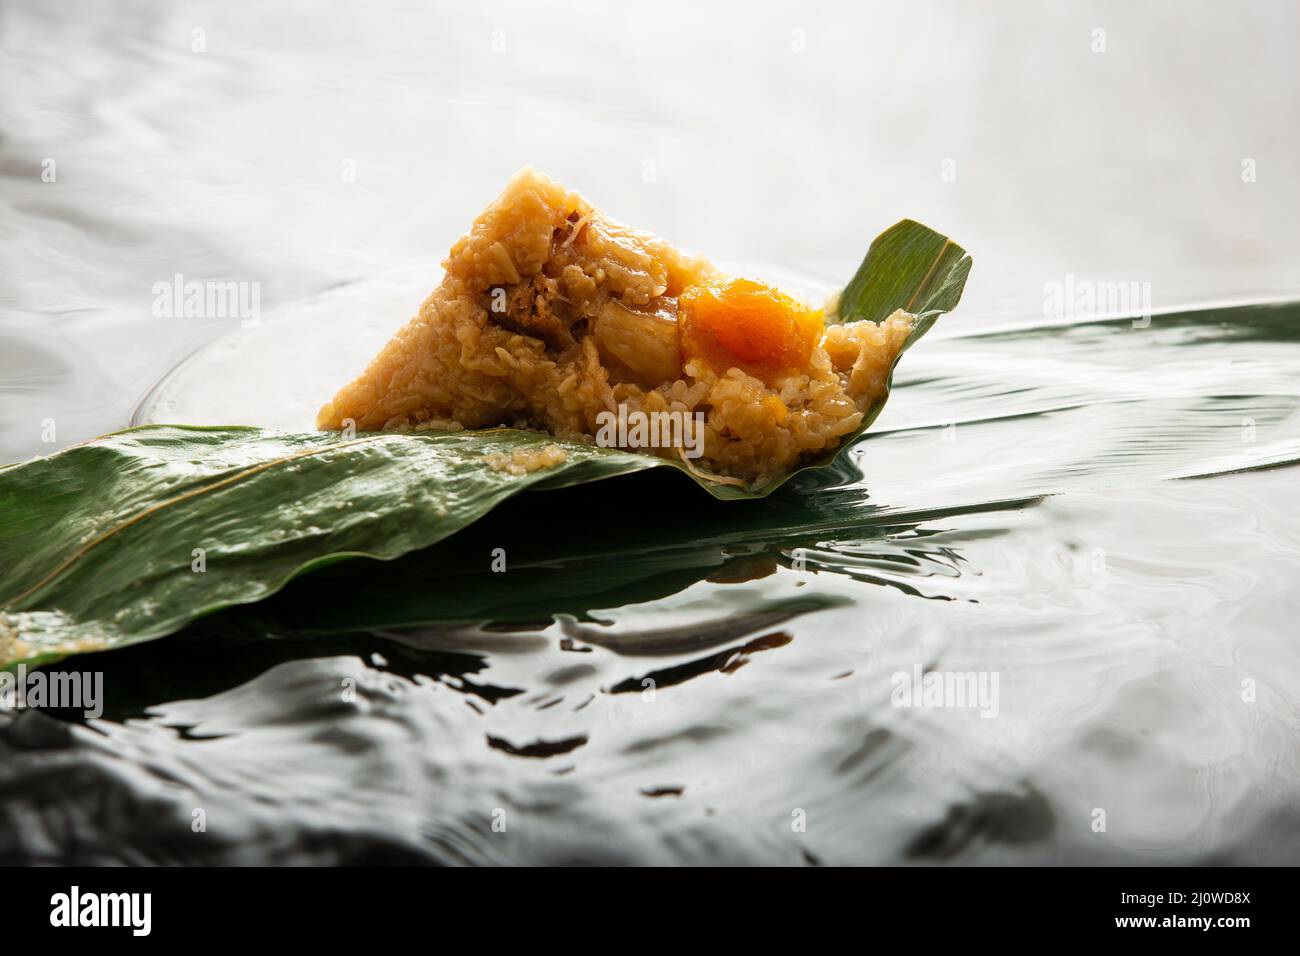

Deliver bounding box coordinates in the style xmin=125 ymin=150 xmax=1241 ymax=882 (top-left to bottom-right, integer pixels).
xmin=318 ymin=168 xmax=914 ymax=488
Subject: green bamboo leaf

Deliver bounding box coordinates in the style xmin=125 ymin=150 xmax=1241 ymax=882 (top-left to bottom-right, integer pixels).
xmin=0 ymin=219 xmax=971 ymax=668
xmin=839 ymin=218 xmax=973 ymax=325
xmin=0 ymin=427 xmax=659 ymax=668
xmin=758 ymin=218 xmax=972 ymax=496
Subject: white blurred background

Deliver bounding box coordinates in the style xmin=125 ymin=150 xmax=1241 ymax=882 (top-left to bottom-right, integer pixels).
xmin=2 ymin=0 xmax=1298 ymax=458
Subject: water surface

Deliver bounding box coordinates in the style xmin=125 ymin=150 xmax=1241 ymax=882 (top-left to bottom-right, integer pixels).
xmin=4 ymin=295 xmax=1300 ymax=865
xmin=3 ymin=1 xmax=1300 ymax=866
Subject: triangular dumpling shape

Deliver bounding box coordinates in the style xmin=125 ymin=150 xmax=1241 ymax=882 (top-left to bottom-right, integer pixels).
xmin=319 ymin=168 xmax=912 ymax=488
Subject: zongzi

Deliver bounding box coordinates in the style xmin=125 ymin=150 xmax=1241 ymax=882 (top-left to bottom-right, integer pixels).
xmin=318 ymin=168 xmax=913 ymax=488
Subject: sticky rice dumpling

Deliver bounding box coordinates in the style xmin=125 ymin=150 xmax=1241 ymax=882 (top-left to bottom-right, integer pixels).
xmin=317 ymin=168 xmax=914 ymax=488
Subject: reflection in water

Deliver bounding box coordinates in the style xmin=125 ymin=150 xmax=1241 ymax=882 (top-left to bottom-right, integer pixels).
xmin=905 ymin=786 xmax=1055 ymax=861
xmin=605 ymin=630 xmax=793 ymax=693
xmin=3 ymin=461 xmax=1299 ymax=864
xmin=5 ymin=297 xmax=1300 ymax=864
xmin=7 ymin=0 xmax=1300 ymax=867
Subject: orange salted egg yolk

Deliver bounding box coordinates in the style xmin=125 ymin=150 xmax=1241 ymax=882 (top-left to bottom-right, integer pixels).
xmin=678 ymin=278 xmax=825 ymax=380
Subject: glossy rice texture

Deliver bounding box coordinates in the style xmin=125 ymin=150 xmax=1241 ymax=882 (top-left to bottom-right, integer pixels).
xmin=318 ymin=167 xmax=913 ymax=487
